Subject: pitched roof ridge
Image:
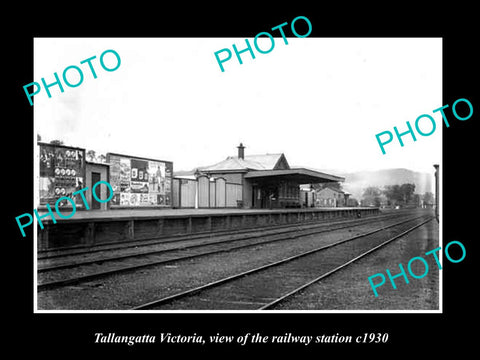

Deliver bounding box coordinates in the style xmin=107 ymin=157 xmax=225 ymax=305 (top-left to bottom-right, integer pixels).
xmin=238 ymin=157 xmax=266 ymax=169
xmin=199 ymin=153 xmax=284 ymax=172
xmin=244 ymin=153 xmax=283 ymax=158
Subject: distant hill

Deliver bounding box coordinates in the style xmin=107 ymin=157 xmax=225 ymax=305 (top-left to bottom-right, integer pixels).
xmin=334 ymin=168 xmax=434 ymax=200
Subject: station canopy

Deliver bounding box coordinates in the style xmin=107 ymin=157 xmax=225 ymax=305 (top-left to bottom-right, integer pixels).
xmin=244 ymin=168 xmax=344 ymax=184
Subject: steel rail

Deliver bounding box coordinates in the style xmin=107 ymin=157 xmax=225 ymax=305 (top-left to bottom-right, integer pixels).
xmin=38 ymin=210 xmax=413 ymax=260
xmin=37 ymin=215 xmax=424 ymax=292
xmin=38 ymin=214 xmax=424 ymax=291
xmin=259 ymin=217 xmax=434 ymax=310
xmin=38 ymin=212 xmax=417 ymax=273
xmin=131 ymin=215 xmax=432 ymax=310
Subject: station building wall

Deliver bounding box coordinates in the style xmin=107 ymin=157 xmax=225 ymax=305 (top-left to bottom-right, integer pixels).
xmin=172 ymin=175 xmax=243 ymax=209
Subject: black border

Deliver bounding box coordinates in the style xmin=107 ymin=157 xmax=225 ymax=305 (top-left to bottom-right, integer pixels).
xmin=9 ymin=5 xmax=477 ymax=356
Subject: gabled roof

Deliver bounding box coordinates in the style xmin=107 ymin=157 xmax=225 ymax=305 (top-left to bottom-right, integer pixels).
xmin=200 ymin=154 xmax=286 ymax=173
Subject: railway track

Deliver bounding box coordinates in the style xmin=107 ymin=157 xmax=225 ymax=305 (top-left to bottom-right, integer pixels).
xmin=38 ymin=210 xmax=412 ymax=262
xmin=37 ymin=212 xmax=423 ymax=291
xmin=38 ymin=211 xmax=413 ymax=272
xmin=39 ymin=211 xmax=384 ymax=260
xmin=131 ymin=215 xmax=434 ymax=310
xmin=37 ymin=214 xmax=420 ymax=273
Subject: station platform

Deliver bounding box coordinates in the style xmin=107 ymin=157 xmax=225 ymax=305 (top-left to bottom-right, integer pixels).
xmin=37 ymin=207 xmax=380 ymax=251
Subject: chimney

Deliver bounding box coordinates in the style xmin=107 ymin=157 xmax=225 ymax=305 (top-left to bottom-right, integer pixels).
xmin=237 ymin=143 xmax=245 ymax=159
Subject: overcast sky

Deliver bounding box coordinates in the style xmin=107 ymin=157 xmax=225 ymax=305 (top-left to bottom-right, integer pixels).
xmin=34 ymin=37 xmax=442 ymax=175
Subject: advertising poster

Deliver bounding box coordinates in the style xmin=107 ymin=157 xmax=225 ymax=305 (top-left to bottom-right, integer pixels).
xmin=38 ymin=143 xmax=86 ymax=207
xmin=107 ymin=153 xmax=172 ymax=207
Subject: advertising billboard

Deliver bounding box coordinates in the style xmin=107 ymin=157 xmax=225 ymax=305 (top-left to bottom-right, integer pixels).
xmin=107 ymin=153 xmax=172 ymax=207
xmin=39 ymin=143 xmax=86 ymax=207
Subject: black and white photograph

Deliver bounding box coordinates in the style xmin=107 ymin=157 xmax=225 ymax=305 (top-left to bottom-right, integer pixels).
xmin=33 ymin=37 xmax=442 ymax=312
xmin=9 ymin=6 xmax=477 ymax=356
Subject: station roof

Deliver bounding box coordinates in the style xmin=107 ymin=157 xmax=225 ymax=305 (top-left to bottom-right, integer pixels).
xmin=194 ymin=147 xmax=344 ymax=184
xmin=244 ymin=168 xmax=345 ymax=184
xmin=199 ymin=154 xmax=286 ymax=173
xmin=317 ymin=186 xmax=349 ymax=194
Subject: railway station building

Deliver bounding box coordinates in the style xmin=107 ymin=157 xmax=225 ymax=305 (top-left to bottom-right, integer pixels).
xmin=315 ymin=186 xmax=351 ymax=208
xmin=192 ymin=143 xmax=345 ymax=209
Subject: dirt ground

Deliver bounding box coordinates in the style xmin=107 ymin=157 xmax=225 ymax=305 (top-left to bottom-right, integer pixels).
xmin=274 ymin=219 xmax=440 ymax=310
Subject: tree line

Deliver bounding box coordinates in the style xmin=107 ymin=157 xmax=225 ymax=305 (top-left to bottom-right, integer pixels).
xmin=361 ymin=183 xmax=434 ymax=208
